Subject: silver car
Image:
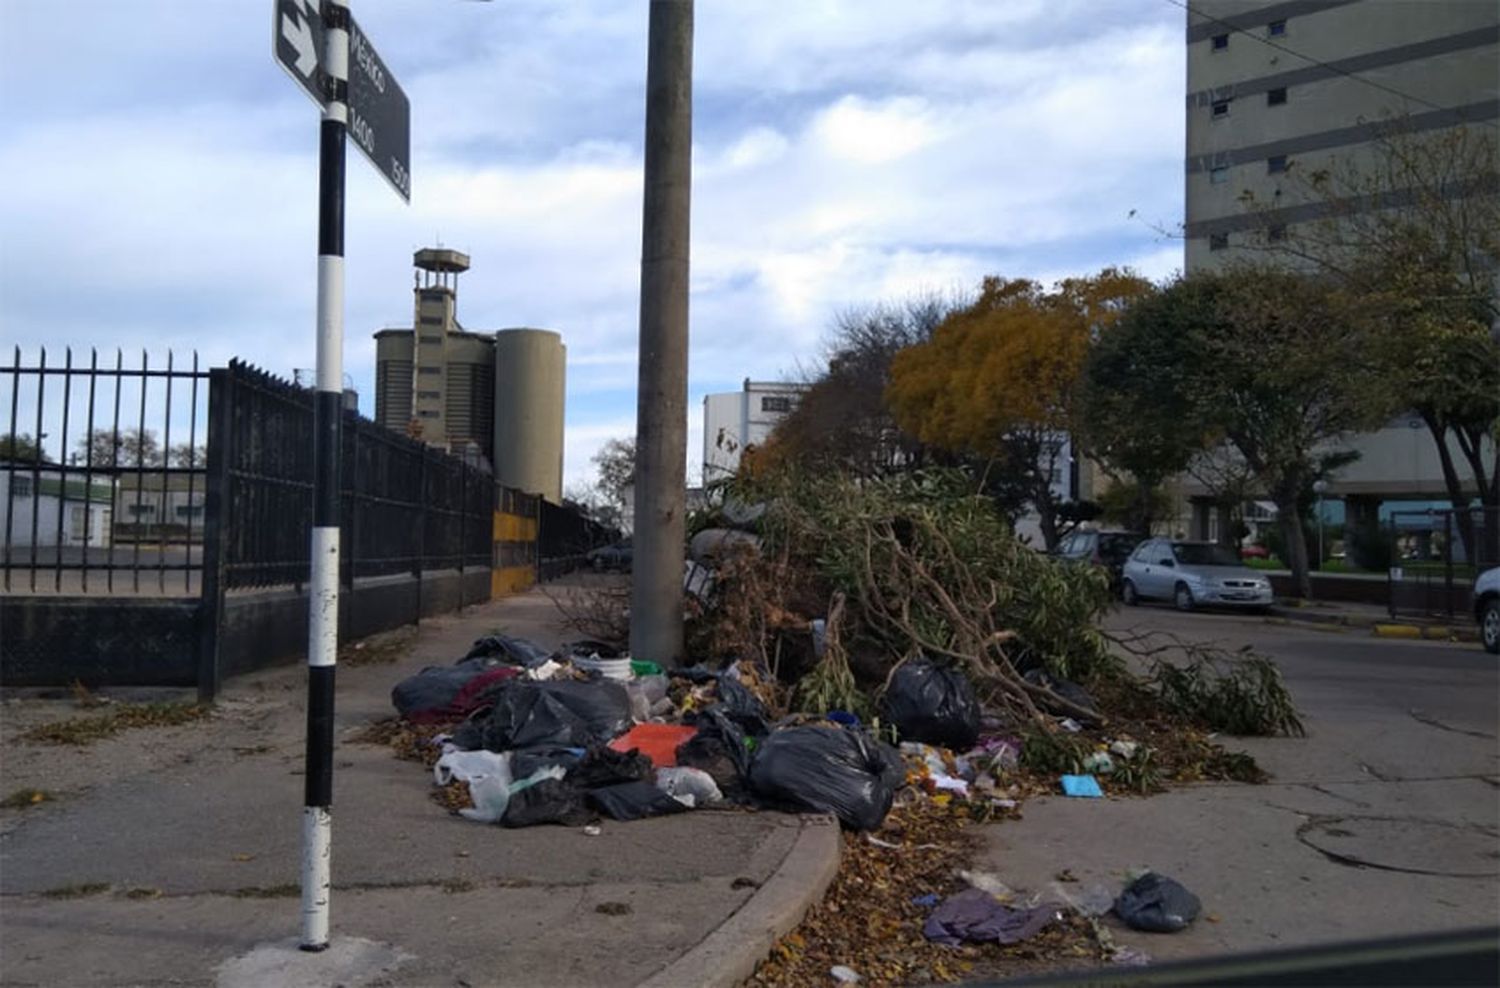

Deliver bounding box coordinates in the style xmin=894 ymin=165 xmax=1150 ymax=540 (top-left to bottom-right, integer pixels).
xmin=1121 ymin=538 xmax=1273 ymax=611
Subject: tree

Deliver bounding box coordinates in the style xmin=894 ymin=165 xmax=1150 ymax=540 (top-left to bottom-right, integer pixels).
xmin=76 ymin=428 xmax=162 ymax=467
xmin=758 ymin=293 xmax=958 ymax=478
xmin=168 ymin=442 xmax=206 ymax=468
xmin=1099 ymin=268 xmax=1398 ymax=597
xmin=591 ymin=437 xmax=635 ymax=531
xmin=1238 ymin=123 xmax=1500 ymax=562
xmin=886 ymin=270 xmax=1152 ymax=549
xmin=1080 ymin=278 xmax=1219 ymax=535
xmin=0 ymin=433 xmax=48 ymax=463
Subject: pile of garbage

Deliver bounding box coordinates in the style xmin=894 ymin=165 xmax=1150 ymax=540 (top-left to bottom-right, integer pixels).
xmin=390 ymin=633 xmax=915 ymax=830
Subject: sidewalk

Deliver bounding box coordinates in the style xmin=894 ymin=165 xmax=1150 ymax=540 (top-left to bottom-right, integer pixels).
xmin=0 ymin=581 xmax=838 ymax=988
xmin=1268 ymin=598 xmax=1481 ymax=642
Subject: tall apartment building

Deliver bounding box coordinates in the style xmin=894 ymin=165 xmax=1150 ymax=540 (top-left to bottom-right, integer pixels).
xmin=1177 ymin=0 xmax=1497 ymax=539
xmin=374 ymin=249 xmax=567 ymax=503
xmin=1184 ymin=0 xmax=1497 ymax=269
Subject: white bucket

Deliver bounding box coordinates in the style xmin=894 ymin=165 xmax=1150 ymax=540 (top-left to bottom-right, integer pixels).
xmin=574 ymin=654 xmax=633 ymax=681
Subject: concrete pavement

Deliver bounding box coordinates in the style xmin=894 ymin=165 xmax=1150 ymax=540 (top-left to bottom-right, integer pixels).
xmin=0 ymin=581 xmax=838 ymax=987
xmin=976 ymin=608 xmax=1500 ymax=966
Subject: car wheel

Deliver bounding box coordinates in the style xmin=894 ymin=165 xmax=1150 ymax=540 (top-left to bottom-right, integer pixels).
xmin=1174 ymin=583 xmax=1195 ymax=612
xmin=592 ymin=556 xmax=606 ymax=573
xmin=1483 ymin=599 xmax=1500 ymax=655
xmin=1121 ymin=580 xmax=1139 ymax=607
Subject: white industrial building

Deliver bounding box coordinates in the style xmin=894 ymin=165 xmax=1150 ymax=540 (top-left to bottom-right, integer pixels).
xmin=0 ymin=466 xmax=113 ymax=548
xmin=701 ymin=380 xmax=809 ymax=484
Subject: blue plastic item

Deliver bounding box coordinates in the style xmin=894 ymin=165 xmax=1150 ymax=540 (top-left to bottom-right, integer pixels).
xmin=1060 ymin=774 xmax=1104 ymax=798
xmin=827 ymin=710 xmax=861 ymax=727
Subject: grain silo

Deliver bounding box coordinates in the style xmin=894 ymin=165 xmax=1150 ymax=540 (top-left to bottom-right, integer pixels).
xmin=493 ymin=328 xmax=566 ymax=504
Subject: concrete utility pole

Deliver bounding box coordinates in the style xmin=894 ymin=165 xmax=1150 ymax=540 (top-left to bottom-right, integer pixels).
xmin=630 ymin=0 xmax=693 ymax=666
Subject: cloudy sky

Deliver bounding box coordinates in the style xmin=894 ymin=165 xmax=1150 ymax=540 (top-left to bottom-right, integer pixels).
xmin=0 ymin=0 xmax=1185 ymax=489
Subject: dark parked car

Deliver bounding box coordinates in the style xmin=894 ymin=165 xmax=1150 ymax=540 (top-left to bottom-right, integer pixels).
xmin=1052 ymin=530 xmax=1144 ymax=593
xmin=586 ymin=540 xmax=632 ymax=573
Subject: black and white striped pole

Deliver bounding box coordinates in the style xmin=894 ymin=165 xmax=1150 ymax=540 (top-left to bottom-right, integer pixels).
xmin=301 ymin=0 xmax=348 ymax=953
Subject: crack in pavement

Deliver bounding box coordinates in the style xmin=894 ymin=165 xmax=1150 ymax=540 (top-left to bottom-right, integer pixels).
xmin=1293 ymin=815 xmax=1500 ymax=879
xmin=1409 ymin=708 xmax=1498 ymax=741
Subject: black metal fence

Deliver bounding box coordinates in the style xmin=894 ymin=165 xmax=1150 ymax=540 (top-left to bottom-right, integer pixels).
xmin=2 ymin=346 xmax=209 ymax=595
xmin=212 ymin=361 xmax=492 ymax=592
xmin=539 ymin=498 xmax=616 ymax=578
xmin=1387 ymin=506 xmax=1499 ymax=619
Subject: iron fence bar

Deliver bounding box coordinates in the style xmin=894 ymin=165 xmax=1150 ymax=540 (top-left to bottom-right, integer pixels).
xmin=158 ymin=350 xmax=173 ymax=593
xmin=28 ymin=347 xmax=46 ymax=592
xmin=53 ymin=348 xmax=74 ymax=591
xmin=197 ymin=367 xmax=230 ymax=701
xmin=4 ymin=346 xmax=19 ymax=592
xmin=185 ymin=352 xmax=199 ymax=594
xmin=108 ymin=349 xmax=123 ymax=593
xmin=131 ymin=350 xmax=149 ymax=592
xmin=82 ymin=348 xmax=98 ymax=593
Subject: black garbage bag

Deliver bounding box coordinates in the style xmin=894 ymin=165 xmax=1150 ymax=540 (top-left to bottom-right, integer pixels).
xmin=464 ymin=634 xmax=554 ymax=668
xmin=501 ymin=778 xmax=596 ymax=828
xmin=1022 ymin=668 xmax=1098 ymax=720
xmin=509 ymin=746 xmax=584 ymax=780
xmin=1114 ymin=872 xmax=1202 ymax=932
xmin=481 ymin=680 xmax=632 ymax=752
xmin=587 ymin=781 xmax=690 ymax=821
xmin=562 ymin=639 xmax=623 ymax=659
xmin=390 ymin=658 xmax=520 ymax=724
xmin=879 ymin=658 xmax=981 ymax=749
xmin=669 ymin=664 xmax=720 ymax=685
xmin=676 ymin=707 xmax=753 ymax=800
xmin=717 ymin=676 xmax=771 ymax=737
xmin=747 ymin=726 xmax=905 ymax=831
xmin=568 ymin=746 xmax=653 ymax=789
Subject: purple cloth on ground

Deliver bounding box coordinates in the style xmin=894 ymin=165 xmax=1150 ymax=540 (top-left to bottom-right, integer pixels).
xmin=922 ymin=888 xmax=1056 ymax=947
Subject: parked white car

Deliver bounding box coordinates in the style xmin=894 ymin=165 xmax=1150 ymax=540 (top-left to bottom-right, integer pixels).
xmin=1474 ymin=567 xmax=1499 ymax=655
xmin=1121 ymin=538 xmax=1273 ymax=611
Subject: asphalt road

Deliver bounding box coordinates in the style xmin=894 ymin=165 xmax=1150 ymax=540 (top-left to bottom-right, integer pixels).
xmin=979 ymin=605 xmax=1499 ymax=966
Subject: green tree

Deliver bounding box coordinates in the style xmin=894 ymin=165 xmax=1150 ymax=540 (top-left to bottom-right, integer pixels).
xmin=1239 ymin=123 xmax=1499 ymax=561
xmin=76 ymin=428 xmax=162 ymax=468
xmin=0 ymin=433 xmax=49 ymax=463
xmin=591 ymin=436 xmax=635 ymax=531
xmin=1100 ymin=269 xmax=1398 ymax=597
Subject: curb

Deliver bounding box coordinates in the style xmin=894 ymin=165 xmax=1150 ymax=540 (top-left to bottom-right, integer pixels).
xmin=1371 ymin=622 xmax=1480 ymax=642
xmin=637 ymin=814 xmax=841 ymax=988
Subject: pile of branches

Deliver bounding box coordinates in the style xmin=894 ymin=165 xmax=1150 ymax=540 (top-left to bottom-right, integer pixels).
xmin=698 ymin=469 xmax=1303 ymax=739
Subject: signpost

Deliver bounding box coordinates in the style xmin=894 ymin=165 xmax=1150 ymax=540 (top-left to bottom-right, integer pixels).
xmin=273 ymin=0 xmax=410 ymax=952
xmin=275 ymin=0 xmax=410 ymax=201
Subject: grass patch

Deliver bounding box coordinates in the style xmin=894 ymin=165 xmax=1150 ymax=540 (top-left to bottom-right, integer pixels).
xmin=228 ymin=883 xmax=300 ymax=899
xmin=1 ymin=788 xmax=53 ymax=809
xmin=20 ymin=702 xmax=210 ymax=746
xmin=40 ymin=882 xmax=110 ymax=899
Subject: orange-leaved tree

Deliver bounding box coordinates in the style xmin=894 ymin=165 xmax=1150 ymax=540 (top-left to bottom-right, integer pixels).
xmin=886 ymin=269 xmax=1153 ymax=549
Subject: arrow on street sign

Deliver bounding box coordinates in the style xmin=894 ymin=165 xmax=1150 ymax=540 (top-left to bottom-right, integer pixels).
xmin=274 ymin=0 xmax=326 ymax=108
xmin=272 ymin=2 xmax=411 ymax=203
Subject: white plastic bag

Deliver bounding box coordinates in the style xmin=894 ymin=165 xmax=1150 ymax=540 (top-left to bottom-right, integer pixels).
xmin=434 ymin=750 xmax=514 ymax=823
xmin=655 ymin=765 xmax=723 ymax=806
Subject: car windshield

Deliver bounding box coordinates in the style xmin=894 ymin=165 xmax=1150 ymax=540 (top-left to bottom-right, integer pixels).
xmin=1172 ymin=543 xmax=1242 ymax=567
xmin=1097 ymin=534 xmax=1140 ymax=563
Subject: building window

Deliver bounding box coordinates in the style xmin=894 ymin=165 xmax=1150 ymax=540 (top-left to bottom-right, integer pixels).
xmin=1267 ymin=154 xmax=1289 ymax=174
xmin=760 ymin=395 xmax=792 ymax=413
xmin=1209 ymin=232 xmax=1229 ymax=251
xmin=128 ymin=504 xmax=155 ymax=518
xmin=1267 ymin=225 xmax=1288 ymax=243
xmin=1209 ymin=166 xmax=1229 ymax=184
xmin=12 ymin=475 xmax=33 ymax=498
xmin=1211 ymin=99 xmax=1230 ymax=118
xmin=1211 ymin=33 xmax=1229 ymax=50
xmin=417 ymin=390 xmax=441 ymax=399
xmin=1267 ymin=87 xmax=1287 ymax=106
xmin=417 ymin=409 xmax=441 ymax=419
xmin=419 ymin=334 xmax=442 ymax=344
xmin=1268 ymin=19 xmax=1286 ymax=36
xmin=175 ymin=504 xmax=204 ymax=518
xmin=417 ymin=366 xmax=442 ymax=375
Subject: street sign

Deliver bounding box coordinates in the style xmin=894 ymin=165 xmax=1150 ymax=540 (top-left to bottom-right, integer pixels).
xmin=347 ymin=17 xmax=411 ymax=202
xmin=274 ymin=0 xmax=326 ymax=108
xmin=273 ymin=1 xmax=411 ymax=202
